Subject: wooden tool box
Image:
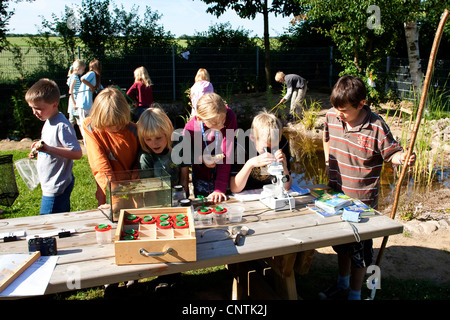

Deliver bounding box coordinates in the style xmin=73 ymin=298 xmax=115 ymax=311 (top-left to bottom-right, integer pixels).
xmin=114 ymin=207 xmax=196 ymax=265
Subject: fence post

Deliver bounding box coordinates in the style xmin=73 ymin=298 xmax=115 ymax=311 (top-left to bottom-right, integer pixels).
xmin=256 ymin=46 xmax=259 ymax=78
xmin=329 ymin=46 xmax=333 ymax=88
xmin=172 ymin=46 xmax=176 ymax=101
xmin=385 ymin=55 xmax=391 ymax=93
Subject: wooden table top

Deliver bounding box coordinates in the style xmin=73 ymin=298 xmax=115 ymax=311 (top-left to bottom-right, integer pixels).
xmin=0 ymin=188 xmax=403 ymax=296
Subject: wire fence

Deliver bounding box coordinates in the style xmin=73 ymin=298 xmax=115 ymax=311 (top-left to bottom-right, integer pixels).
xmin=0 ymin=45 xmax=449 ymax=103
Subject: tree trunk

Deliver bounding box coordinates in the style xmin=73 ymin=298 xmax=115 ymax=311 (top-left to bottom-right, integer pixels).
xmin=263 ymin=0 xmax=271 ymax=91
xmin=404 ymin=19 xmax=423 ymax=92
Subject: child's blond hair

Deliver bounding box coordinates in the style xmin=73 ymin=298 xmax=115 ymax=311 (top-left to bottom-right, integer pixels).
xmin=25 ymin=78 xmax=60 ymax=105
xmin=68 ymin=59 xmax=86 ymax=76
xmin=196 ymin=92 xmax=226 ymax=121
xmin=251 ymin=111 xmax=283 ymax=144
xmin=134 ymin=66 xmax=153 ymax=87
xmin=89 ymin=87 xmax=130 ymax=130
xmin=137 ymin=106 xmax=173 ymax=154
xmin=195 ymin=68 xmax=210 ymax=82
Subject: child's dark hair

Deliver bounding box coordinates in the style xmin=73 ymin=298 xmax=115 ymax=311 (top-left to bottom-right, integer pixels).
xmin=89 ymin=59 xmax=102 ymax=90
xmin=330 ymin=75 xmax=367 ymax=109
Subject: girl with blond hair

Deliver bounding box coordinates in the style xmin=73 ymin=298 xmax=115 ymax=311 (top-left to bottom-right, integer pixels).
xmin=183 ymin=92 xmax=237 ymax=202
xmin=127 ymin=66 xmax=154 ymax=121
xmin=82 ymin=86 xmax=139 ymax=206
xmin=66 ymin=59 xmax=85 ymax=128
xmin=190 ymin=68 xmax=214 ymax=117
xmin=137 ymin=106 xmax=189 ymax=194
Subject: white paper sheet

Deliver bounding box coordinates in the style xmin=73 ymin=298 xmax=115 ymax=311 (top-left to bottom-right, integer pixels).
xmin=0 ymin=255 xmax=58 ymax=297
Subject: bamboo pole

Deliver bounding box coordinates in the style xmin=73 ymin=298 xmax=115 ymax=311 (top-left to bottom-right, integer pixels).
xmin=376 ymin=9 xmax=449 ymax=266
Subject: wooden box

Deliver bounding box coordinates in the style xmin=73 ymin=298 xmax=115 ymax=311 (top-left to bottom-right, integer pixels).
xmin=114 ymin=207 xmax=196 ymax=265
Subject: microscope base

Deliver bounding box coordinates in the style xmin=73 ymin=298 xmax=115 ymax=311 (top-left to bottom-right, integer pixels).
xmin=260 ymin=196 xmax=295 ymax=211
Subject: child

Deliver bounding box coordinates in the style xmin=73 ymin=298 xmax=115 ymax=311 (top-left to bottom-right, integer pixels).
xmin=321 ymin=75 xmax=415 ymax=300
xmin=230 ymin=111 xmax=292 ymax=193
xmin=137 ymin=106 xmax=189 ymax=195
xmin=127 ymin=66 xmax=154 ymax=121
xmin=183 ymin=92 xmax=237 ymax=203
xmin=275 ymin=71 xmax=307 ymax=120
xmin=66 ymin=59 xmax=86 ymax=128
xmin=26 ymin=78 xmax=82 ymax=214
xmin=82 ymin=86 xmax=139 ymax=206
xmin=190 ymin=68 xmax=214 ymax=117
xmin=77 ymin=59 xmax=102 ymax=137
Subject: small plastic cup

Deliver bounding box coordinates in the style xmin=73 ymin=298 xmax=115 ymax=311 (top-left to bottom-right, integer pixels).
xmin=196 ymin=207 xmax=213 ymax=226
xmin=226 ymin=206 xmax=245 ymax=223
xmin=95 ymin=224 xmax=112 ymax=245
xmin=213 ymin=206 xmax=228 ymax=225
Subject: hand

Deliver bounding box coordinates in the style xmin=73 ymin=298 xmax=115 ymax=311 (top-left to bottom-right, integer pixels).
xmin=401 ymin=152 xmax=416 ymax=166
xmin=249 ymin=151 xmax=276 ymax=168
xmin=29 ymin=141 xmax=44 ymax=158
xmin=273 ymin=149 xmax=287 ymax=167
xmin=203 ymin=154 xmax=225 ymax=168
xmin=208 ymin=191 xmax=227 ymax=203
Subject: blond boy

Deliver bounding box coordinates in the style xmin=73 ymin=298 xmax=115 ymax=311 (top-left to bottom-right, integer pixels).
xmin=230 ymin=111 xmax=292 ymax=193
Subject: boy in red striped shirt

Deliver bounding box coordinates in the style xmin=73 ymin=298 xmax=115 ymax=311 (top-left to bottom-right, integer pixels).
xmin=321 ymin=75 xmax=415 ymax=300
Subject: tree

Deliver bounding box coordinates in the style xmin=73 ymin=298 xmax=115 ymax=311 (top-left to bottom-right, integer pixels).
xmin=0 ymin=0 xmax=34 ymax=52
xmin=296 ymin=0 xmax=450 ymax=96
xmin=295 ymin=0 xmax=414 ymax=101
xmin=187 ymin=22 xmax=255 ymax=50
xmin=200 ymin=0 xmax=301 ymax=90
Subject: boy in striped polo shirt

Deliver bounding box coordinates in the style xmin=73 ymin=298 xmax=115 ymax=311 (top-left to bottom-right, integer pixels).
xmin=321 ymin=75 xmax=415 ymax=300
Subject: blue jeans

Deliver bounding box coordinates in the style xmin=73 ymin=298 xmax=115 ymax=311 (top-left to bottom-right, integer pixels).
xmin=40 ymin=176 xmax=75 ymax=215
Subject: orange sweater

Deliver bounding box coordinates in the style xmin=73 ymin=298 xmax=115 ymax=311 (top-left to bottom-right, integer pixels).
xmin=83 ymin=119 xmax=139 ymax=204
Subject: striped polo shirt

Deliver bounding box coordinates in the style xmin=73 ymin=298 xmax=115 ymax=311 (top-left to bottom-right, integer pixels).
xmin=324 ymin=105 xmax=403 ymax=208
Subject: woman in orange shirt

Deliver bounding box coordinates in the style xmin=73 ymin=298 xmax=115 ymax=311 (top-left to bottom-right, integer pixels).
xmin=83 ymin=86 xmax=139 ymax=206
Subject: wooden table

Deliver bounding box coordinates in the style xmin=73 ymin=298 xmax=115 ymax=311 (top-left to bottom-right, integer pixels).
xmin=0 ymin=188 xmax=403 ymax=300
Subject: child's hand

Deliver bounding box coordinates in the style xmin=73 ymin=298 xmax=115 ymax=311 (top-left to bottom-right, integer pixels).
xmin=203 ymin=154 xmax=225 ymax=168
xmin=249 ymin=151 xmax=275 ymax=168
xmin=274 ymin=149 xmax=287 ymax=166
xmin=401 ymin=152 xmax=416 ymax=166
xmin=208 ymin=191 xmax=227 ymax=203
xmin=29 ymin=141 xmax=44 ymax=158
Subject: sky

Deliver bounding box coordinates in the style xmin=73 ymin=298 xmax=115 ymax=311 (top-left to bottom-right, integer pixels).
xmin=7 ymin=0 xmax=294 ymax=37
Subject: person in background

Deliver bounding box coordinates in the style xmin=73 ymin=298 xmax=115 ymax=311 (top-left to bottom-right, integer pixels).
xmin=183 ymin=92 xmax=237 ymax=203
xmin=321 ymin=75 xmax=416 ymax=300
xmin=127 ymin=66 xmax=154 ymax=121
xmin=26 ymin=78 xmax=82 ymax=214
xmin=275 ymin=71 xmax=307 ymax=121
xmin=190 ymin=68 xmax=214 ymax=117
xmin=82 ymin=86 xmax=139 ymax=206
xmin=77 ymin=59 xmax=102 ymax=138
xmin=66 ymin=59 xmax=85 ymax=129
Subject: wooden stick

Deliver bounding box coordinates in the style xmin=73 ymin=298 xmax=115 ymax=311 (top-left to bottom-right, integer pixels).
xmin=376 ymin=9 xmax=449 ymax=266
xmin=0 ymin=251 xmax=41 ymax=293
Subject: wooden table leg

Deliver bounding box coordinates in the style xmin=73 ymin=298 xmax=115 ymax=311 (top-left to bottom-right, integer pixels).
xmin=294 ymin=249 xmax=315 ymax=275
xmin=226 ymin=263 xmax=248 ymax=300
xmin=266 ymin=253 xmax=298 ymax=300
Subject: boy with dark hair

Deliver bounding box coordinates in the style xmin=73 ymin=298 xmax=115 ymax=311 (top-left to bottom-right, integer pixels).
xmin=26 ymin=78 xmax=82 ymax=214
xmin=321 ymin=75 xmax=415 ymax=300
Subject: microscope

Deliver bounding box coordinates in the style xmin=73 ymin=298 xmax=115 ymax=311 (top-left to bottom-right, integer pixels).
xmin=260 ymin=152 xmax=295 ymax=211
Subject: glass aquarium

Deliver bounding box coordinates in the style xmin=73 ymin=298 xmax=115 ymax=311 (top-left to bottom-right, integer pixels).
xmin=105 ymin=169 xmax=172 ymax=221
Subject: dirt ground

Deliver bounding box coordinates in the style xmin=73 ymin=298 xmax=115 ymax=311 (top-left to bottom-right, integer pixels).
xmin=1 ymin=90 xmax=449 ymax=286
